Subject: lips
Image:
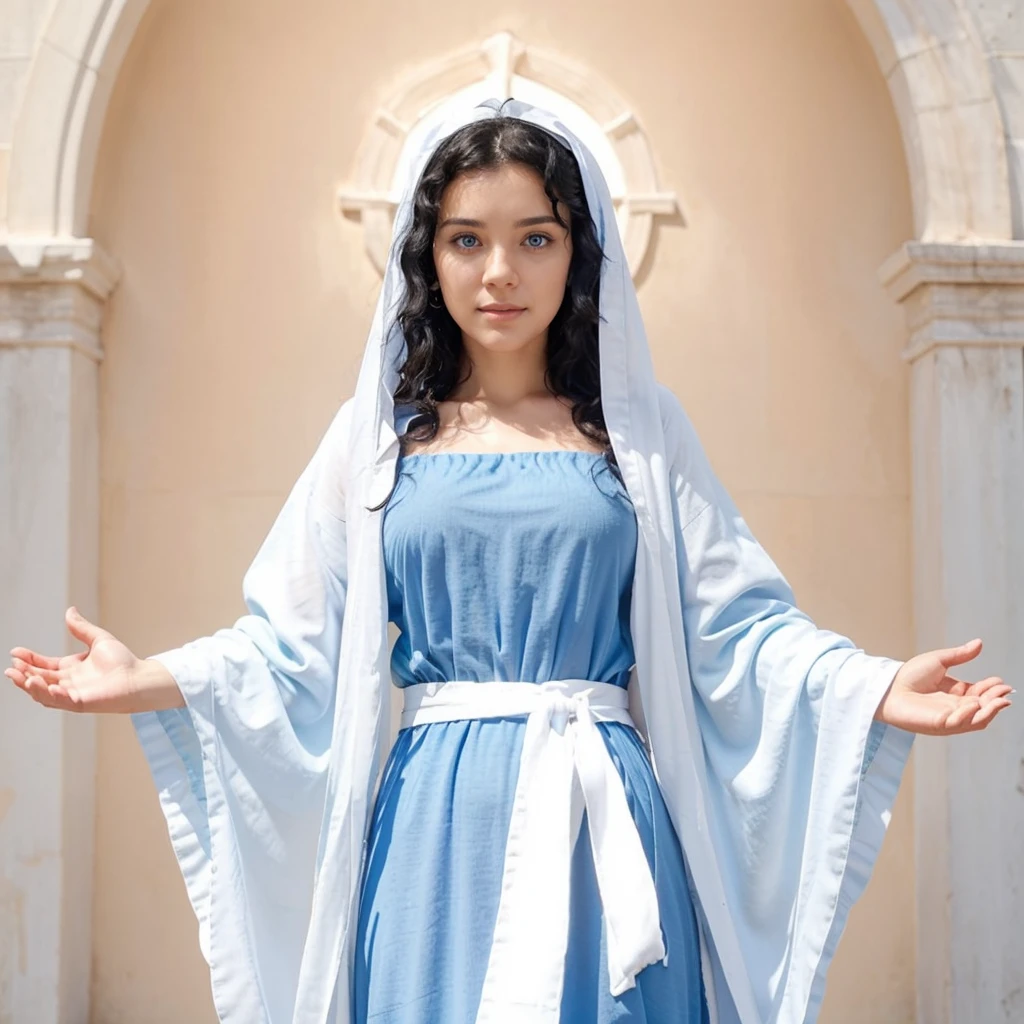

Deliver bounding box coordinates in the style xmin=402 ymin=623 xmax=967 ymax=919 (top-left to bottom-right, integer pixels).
xmin=479 ymin=306 xmax=526 ymax=320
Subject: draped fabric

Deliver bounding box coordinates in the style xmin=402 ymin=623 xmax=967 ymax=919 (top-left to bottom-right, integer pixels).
xmin=132 ymin=99 xmax=914 ymax=1024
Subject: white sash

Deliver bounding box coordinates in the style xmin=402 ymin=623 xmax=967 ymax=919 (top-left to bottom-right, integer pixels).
xmin=400 ymin=678 xmax=668 ymax=1022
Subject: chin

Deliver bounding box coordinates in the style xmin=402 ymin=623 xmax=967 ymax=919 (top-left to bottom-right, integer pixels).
xmin=470 ymin=331 xmax=537 ymax=352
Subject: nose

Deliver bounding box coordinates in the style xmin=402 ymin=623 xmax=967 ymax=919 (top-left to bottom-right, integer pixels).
xmin=481 ymin=245 xmax=518 ymax=289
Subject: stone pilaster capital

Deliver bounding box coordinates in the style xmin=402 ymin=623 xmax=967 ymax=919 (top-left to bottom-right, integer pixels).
xmin=878 ymin=241 xmax=1024 ymax=363
xmin=0 ymin=236 xmax=121 ymax=363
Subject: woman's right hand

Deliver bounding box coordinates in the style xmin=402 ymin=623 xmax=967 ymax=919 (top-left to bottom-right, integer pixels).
xmin=5 ymin=606 xmax=157 ymax=714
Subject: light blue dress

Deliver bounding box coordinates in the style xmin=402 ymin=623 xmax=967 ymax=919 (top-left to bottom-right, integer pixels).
xmin=353 ymin=449 xmax=709 ymax=1023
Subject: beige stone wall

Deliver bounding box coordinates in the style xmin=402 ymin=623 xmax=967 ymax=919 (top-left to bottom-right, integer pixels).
xmin=86 ymin=0 xmax=915 ymax=1021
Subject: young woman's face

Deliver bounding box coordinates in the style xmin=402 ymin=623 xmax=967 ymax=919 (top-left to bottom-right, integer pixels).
xmin=432 ymin=162 xmax=573 ymax=355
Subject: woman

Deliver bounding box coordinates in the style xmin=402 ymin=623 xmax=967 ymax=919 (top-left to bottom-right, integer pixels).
xmin=5 ymin=99 xmax=1012 ymax=1024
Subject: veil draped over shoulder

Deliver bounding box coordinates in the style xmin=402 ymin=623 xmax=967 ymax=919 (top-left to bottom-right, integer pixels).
xmin=133 ymin=98 xmax=914 ymax=1024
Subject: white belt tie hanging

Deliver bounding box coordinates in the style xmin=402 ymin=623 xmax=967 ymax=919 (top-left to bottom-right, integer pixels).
xmin=400 ymin=679 xmax=667 ymax=1022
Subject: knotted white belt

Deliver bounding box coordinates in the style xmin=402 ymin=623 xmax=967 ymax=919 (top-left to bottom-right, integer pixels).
xmin=400 ymin=678 xmax=667 ymax=1021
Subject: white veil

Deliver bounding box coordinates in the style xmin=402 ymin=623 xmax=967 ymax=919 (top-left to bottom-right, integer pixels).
xmin=299 ymin=95 xmax=735 ymax=1020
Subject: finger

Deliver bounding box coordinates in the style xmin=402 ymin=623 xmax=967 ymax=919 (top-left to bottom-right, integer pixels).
xmin=10 ymin=658 xmax=64 ymax=687
xmin=26 ymin=673 xmax=82 ymax=712
xmin=9 ymin=647 xmax=61 ymax=671
xmin=967 ymin=675 xmax=1005 ymax=695
xmin=933 ymin=676 xmax=1013 ymax=704
xmin=23 ymin=674 xmax=59 ymax=709
xmin=65 ymin=607 xmax=108 ymax=649
xmin=37 ymin=682 xmax=78 ymax=711
xmin=5 ymin=667 xmax=28 ymax=691
xmin=934 ymin=674 xmax=1006 ymax=698
xmin=944 ymin=698 xmax=982 ymax=731
xmin=966 ymin=699 xmax=1012 ymax=731
xmin=977 ymin=682 xmax=1013 ymax=703
xmin=935 ymin=639 xmax=983 ymax=670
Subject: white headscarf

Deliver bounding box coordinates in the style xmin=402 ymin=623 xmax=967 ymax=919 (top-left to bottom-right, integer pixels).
xmin=135 ymin=97 xmax=914 ymax=1024
xmin=301 ymin=95 xmax=732 ymax=1018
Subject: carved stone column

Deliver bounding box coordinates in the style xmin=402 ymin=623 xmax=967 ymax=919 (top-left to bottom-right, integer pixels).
xmin=881 ymin=242 xmax=1024 ymax=1024
xmin=0 ymin=238 xmax=118 ymax=1023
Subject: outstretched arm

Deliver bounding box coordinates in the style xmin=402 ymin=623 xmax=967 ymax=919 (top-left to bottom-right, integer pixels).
xmin=652 ymin=382 xmax=1010 ymax=1021
xmin=657 ymin=382 xmax=1011 ymax=743
xmin=5 ymin=397 xmax=355 ymax=725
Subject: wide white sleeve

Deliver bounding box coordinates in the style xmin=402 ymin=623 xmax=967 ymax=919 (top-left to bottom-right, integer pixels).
xmin=131 ymin=398 xmax=354 ymax=1024
xmin=657 ymin=384 xmax=915 ymax=1024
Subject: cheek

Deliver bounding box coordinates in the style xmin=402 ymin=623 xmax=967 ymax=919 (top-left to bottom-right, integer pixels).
xmin=533 ymin=253 xmax=571 ymax=306
xmin=434 ymin=252 xmax=477 ymax=295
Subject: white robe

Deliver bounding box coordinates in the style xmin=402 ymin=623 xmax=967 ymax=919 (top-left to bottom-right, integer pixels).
xmin=132 ymin=99 xmax=914 ymax=1024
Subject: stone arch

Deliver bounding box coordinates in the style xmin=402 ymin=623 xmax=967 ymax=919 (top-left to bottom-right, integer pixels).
xmin=4 ymin=0 xmax=1013 ymax=246
xmin=6 ymin=0 xmax=153 ymax=237
xmin=845 ymin=0 xmax=1012 ymax=241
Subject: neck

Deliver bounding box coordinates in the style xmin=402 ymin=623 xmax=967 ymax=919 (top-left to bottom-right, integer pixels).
xmin=451 ymin=333 xmax=549 ymax=407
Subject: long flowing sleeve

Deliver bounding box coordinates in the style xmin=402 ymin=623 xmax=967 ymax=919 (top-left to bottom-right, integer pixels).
xmin=657 ymin=385 xmax=915 ymax=1024
xmin=131 ymin=399 xmax=354 ymax=1024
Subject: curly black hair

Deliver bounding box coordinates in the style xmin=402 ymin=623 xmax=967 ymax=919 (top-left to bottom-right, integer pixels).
xmin=378 ymin=111 xmax=619 ymax=491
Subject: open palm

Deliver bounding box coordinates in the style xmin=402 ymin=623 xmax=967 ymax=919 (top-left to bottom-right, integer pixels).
xmin=878 ymin=639 xmax=1013 ymax=735
xmin=5 ymin=607 xmax=139 ymax=714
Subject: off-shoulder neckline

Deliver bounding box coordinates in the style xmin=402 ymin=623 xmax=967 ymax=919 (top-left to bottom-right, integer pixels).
xmin=399 ymin=448 xmax=607 ymax=461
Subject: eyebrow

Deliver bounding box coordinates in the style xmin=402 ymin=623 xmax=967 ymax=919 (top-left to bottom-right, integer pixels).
xmin=437 ymin=215 xmax=562 ymax=230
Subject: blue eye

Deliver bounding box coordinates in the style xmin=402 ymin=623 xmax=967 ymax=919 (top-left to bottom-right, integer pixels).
xmin=525 ymin=234 xmax=550 ymax=248
xmin=453 ymin=234 xmax=479 ymax=250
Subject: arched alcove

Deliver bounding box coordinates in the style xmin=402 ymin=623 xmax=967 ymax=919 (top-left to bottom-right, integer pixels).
xmin=3 ymin=3 xmax=1020 ymax=1024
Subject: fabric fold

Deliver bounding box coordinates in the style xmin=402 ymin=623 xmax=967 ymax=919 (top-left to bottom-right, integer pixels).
xmin=658 ymin=384 xmax=915 ymax=1023
xmin=131 ymin=402 xmax=354 ymax=1024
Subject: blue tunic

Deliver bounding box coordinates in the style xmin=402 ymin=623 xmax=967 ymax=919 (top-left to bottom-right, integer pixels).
xmin=353 ymin=449 xmax=709 ymax=1023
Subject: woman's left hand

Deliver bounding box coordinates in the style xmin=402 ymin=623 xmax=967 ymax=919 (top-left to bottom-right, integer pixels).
xmin=875 ymin=639 xmax=1013 ymax=735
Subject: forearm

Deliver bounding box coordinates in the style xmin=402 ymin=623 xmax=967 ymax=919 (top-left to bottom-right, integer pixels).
xmin=129 ymin=657 xmax=187 ymax=712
